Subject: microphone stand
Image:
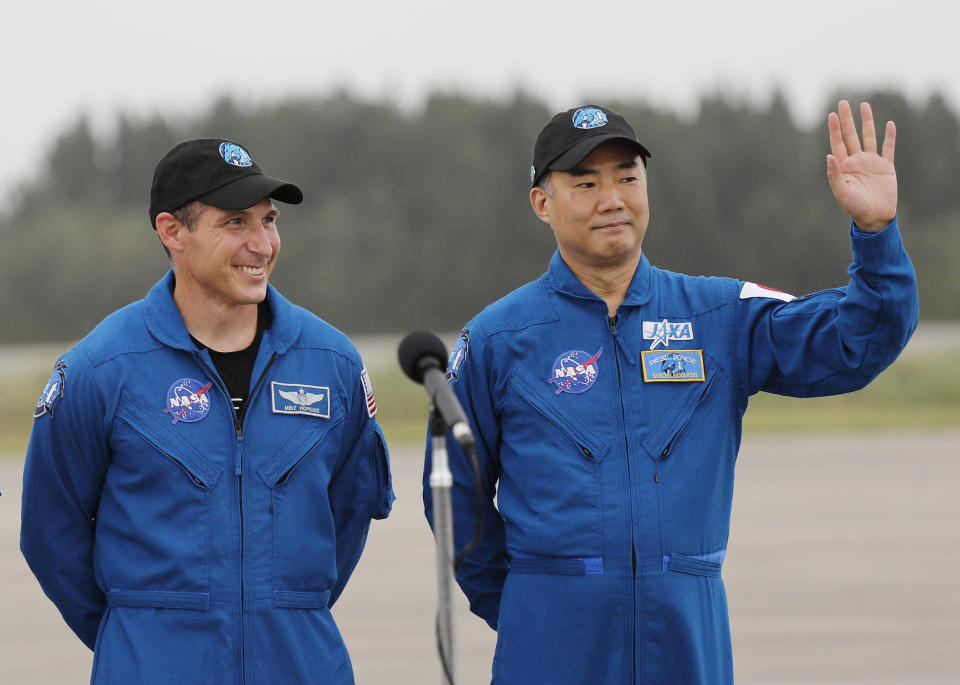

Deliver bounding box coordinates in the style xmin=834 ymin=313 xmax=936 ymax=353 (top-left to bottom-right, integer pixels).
xmin=429 ymin=406 xmax=457 ymax=685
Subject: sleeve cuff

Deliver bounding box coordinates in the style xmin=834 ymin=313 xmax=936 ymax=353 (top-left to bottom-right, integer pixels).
xmin=850 ymin=215 xmax=897 ymax=239
xmin=849 ymin=215 xmax=902 ymax=262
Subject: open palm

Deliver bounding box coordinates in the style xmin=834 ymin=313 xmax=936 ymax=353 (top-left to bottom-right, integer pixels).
xmin=826 ymin=100 xmax=897 ymax=232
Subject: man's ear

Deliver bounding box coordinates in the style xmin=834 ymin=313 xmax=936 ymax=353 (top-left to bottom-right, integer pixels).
xmin=529 ymin=187 xmax=551 ymax=225
xmin=155 ymin=212 xmax=187 ymax=254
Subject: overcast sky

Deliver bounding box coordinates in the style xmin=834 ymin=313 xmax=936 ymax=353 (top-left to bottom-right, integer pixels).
xmin=2 ymin=0 xmax=954 ymax=211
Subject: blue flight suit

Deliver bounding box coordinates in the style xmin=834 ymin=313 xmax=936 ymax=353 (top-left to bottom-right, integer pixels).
xmin=21 ymin=271 xmax=394 ymax=684
xmin=425 ymin=219 xmax=917 ymax=684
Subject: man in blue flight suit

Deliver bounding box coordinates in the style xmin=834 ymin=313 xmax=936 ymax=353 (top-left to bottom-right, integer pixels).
xmin=424 ymin=101 xmax=918 ymax=684
xmin=21 ymin=139 xmax=394 ymax=684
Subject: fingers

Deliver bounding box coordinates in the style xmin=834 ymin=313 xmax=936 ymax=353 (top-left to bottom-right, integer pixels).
xmin=838 ymin=99 xmax=862 ymax=156
xmin=882 ymin=120 xmax=896 ymax=163
xmin=827 ymin=111 xmax=846 ymax=162
xmin=829 ymin=99 xmax=896 ymax=163
xmin=860 ymin=102 xmax=877 ymax=154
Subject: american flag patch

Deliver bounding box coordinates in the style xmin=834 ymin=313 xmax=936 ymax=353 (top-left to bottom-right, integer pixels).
xmin=361 ymin=367 xmax=377 ymax=417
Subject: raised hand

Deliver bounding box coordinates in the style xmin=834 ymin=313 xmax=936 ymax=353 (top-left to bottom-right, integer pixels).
xmin=826 ymin=100 xmax=897 ymax=232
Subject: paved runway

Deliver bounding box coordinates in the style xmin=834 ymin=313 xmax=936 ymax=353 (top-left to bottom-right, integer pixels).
xmin=3 ymin=430 xmax=959 ymax=684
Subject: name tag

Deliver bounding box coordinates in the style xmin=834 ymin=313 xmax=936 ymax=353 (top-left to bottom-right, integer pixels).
xmin=641 ymin=350 xmax=706 ymax=382
xmin=271 ymin=382 xmax=331 ymax=418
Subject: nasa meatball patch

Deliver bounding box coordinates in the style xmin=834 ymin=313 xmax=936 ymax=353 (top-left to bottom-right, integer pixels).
xmin=548 ymin=347 xmax=603 ymax=395
xmin=164 ymin=378 xmax=214 ymax=424
xmin=271 ymin=381 xmax=331 ymax=418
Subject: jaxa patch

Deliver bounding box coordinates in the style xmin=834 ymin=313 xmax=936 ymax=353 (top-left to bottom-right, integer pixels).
xmin=643 ymin=319 xmax=694 ymax=349
xmin=164 ymin=378 xmax=213 ymax=424
xmin=34 ymin=360 xmax=67 ymax=418
xmin=271 ymin=382 xmax=330 ymax=418
xmin=641 ymin=350 xmax=706 ymax=382
xmin=360 ymin=367 xmax=377 ymax=417
xmin=446 ymin=329 xmax=469 ymax=382
xmin=548 ymin=347 xmax=603 ymax=395
xmin=739 ymin=281 xmax=796 ymax=302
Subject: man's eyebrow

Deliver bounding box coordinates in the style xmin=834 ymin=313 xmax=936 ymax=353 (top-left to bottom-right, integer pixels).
xmin=567 ymin=159 xmax=638 ymax=176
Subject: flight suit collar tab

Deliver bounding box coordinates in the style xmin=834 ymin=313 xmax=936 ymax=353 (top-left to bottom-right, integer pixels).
xmin=545 ymin=250 xmax=655 ymax=308
xmin=142 ymin=271 xmax=300 ymax=353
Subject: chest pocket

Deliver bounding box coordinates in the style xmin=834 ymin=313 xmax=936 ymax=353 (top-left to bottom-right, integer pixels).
xmin=106 ymin=393 xmax=225 ymax=592
xmin=499 ymin=367 xmax=610 ymax=557
xmin=641 ymin=357 xmax=721 ymax=462
xmin=257 ymin=417 xmax=344 ymax=595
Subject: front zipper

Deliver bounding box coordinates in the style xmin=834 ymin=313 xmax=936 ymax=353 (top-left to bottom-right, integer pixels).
xmin=193 ymin=350 xmax=277 ymax=685
xmin=609 ymin=313 xmax=638 ymax=685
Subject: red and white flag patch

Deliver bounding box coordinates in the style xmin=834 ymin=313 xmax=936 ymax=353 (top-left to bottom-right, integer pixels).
xmin=360 ymin=367 xmax=377 ymax=417
xmin=739 ymin=282 xmax=796 ymax=303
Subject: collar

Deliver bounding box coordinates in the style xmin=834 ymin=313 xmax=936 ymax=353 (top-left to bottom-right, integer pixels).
xmin=142 ymin=270 xmax=301 ymax=354
xmin=543 ymin=249 xmax=655 ymax=308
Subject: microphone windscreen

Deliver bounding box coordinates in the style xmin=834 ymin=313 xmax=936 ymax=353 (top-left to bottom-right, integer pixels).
xmin=398 ymin=330 xmax=449 ymax=383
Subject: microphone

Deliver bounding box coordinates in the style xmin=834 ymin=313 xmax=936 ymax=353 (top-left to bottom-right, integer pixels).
xmin=398 ymin=330 xmax=476 ymax=452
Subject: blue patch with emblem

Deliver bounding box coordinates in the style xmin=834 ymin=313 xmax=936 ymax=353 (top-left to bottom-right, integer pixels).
xmin=219 ymin=142 xmax=253 ymax=167
xmin=446 ymin=329 xmax=469 ymax=382
xmin=34 ymin=360 xmax=67 ymax=418
xmin=548 ymin=347 xmax=603 ymax=395
xmin=163 ymin=378 xmax=213 ymax=424
xmin=271 ymin=382 xmax=330 ymax=418
xmin=641 ymin=350 xmax=706 ymax=382
xmin=572 ymin=107 xmax=608 ymax=130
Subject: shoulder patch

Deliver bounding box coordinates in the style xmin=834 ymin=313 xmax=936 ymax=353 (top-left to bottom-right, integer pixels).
xmin=739 ymin=282 xmax=796 ymax=302
xmin=446 ymin=329 xmax=469 ymax=382
xmin=34 ymin=360 xmax=67 ymax=418
xmin=360 ymin=367 xmax=377 ymax=417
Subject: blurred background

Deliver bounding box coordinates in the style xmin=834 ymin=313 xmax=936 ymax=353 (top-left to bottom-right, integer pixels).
xmin=1 ymin=1 xmax=958 ymax=683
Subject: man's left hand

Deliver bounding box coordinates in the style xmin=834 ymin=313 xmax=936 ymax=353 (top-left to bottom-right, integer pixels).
xmin=826 ymin=100 xmax=897 ymax=232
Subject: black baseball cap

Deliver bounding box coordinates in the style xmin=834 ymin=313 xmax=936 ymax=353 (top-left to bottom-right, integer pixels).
xmin=531 ymin=105 xmax=651 ymax=187
xmin=149 ymin=138 xmax=303 ymax=229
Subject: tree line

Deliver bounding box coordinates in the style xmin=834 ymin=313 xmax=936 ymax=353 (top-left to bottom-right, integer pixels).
xmin=1 ymin=89 xmax=957 ymax=343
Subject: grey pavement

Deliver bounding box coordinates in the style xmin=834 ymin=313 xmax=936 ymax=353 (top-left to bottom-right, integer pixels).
xmin=3 ymin=430 xmax=959 ymax=684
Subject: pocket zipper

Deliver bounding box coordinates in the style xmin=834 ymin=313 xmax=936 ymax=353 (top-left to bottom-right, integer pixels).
xmin=658 ymin=373 xmax=717 ymax=462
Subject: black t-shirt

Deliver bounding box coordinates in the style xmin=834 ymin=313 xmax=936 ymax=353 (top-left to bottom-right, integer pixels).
xmin=191 ymin=304 xmax=269 ymax=419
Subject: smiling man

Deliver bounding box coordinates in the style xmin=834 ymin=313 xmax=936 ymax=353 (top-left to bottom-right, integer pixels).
xmin=423 ymin=103 xmax=919 ymax=684
xmin=21 ymin=139 xmax=394 ymax=684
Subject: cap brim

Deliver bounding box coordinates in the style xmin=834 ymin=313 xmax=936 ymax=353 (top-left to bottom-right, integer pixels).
xmin=549 ymin=134 xmax=651 ymax=172
xmin=198 ymin=174 xmax=304 ymax=210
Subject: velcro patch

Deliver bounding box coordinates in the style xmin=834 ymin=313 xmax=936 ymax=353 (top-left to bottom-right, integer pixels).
xmin=272 ymin=382 xmax=330 ymax=418
xmin=641 ymin=350 xmax=706 ymax=382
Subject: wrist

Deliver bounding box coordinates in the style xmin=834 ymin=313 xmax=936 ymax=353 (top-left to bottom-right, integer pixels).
xmin=853 ymin=215 xmax=896 ymax=232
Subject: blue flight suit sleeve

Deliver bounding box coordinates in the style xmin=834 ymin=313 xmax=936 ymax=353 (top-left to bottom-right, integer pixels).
xmin=327 ymin=363 xmax=394 ymax=607
xmin=737 ymin=217 xmax=919 ymax=398
xmin=423 ymin=328 xmax=509 ymax=630
xmin=20 ymin=348 xmax=111 ymax=650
